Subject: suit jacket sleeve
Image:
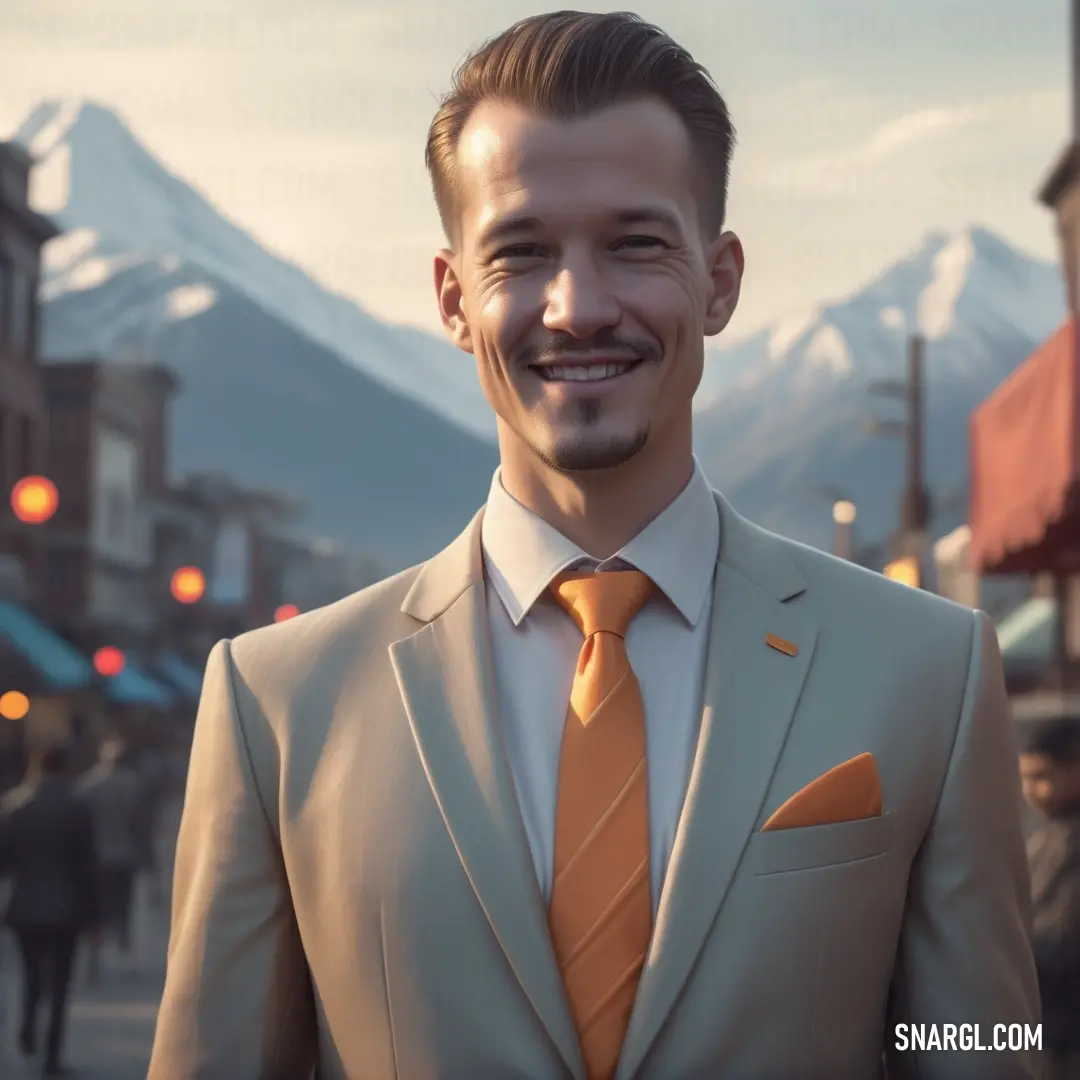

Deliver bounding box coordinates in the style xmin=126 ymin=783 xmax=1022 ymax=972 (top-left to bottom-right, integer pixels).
xmin=147 ymin=639 xmax=317 ymax=1080
xmin=883 ymin=610 xmax=1042 ymax=1080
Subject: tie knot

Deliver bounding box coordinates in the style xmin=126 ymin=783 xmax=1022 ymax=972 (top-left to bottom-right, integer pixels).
xmin=549 ymin=569 xmax=654 ymax=638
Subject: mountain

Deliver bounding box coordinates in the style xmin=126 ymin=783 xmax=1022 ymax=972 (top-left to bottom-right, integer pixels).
xmin=693 ymin=226 xmax=1065 ymax=554
xmin=17 ymin=99 xmax=496 ymax=441
xmin=15 ymin=100 xmax=498 ymax=572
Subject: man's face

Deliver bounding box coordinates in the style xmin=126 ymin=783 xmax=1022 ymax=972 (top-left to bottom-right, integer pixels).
xmin=1019 ymin=751 xmax=1080 ymax=818
xmin=434 ymin=98 xmax=743 ymax=472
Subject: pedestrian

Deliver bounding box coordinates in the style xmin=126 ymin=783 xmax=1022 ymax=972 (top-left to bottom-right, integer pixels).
xmin=148 ymin=11 xmax=1038 ymax=1079
xmin=1019 ymin=719 xmax=1080 ymax=1079
xmin=128 ymin=734 xmax=170 ymax=909
xmin=0 ymin=742 xmax=100 ymax=1076
xmin=76 ymin=737 xmax=145 ymax=979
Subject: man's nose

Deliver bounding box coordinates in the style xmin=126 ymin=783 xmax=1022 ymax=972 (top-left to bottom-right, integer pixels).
xmin=543 ymin=261 xmax=620 ymax=338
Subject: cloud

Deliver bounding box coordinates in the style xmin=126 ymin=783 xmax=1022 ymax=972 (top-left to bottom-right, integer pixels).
xmin=860 ymin=106 xmax=975 ymax=159
xmin=746 ymin=90 xmax=1062 ymax=201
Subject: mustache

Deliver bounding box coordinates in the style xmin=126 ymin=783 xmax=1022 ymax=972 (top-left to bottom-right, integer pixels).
xmin=515 ymin=333 xmax=663 ymax=367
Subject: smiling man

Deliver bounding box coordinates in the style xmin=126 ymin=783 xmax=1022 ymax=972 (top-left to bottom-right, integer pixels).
xmin=149 ymin=12 xmax=1041 ymax=1080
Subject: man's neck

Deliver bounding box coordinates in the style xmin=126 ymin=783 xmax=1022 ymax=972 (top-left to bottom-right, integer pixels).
xmin=497 ymin=425 xmax=695 ymax=560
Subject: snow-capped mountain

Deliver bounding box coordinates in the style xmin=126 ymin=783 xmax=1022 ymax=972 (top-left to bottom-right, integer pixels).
xmin=693 ymin=226 xmax=1065 ymax=553
xmin=697 ymin=225 xmax=1062 ymax=409
xmin=17 ymin=99 xmax=496 ymax=441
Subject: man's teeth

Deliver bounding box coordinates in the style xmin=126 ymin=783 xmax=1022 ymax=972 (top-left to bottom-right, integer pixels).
xmin=539 ymin=362 xmax=636 ymax=381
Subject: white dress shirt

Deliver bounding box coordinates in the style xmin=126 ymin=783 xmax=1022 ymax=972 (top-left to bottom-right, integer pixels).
xmin=481 ymin=458 xmax=720 ymax=914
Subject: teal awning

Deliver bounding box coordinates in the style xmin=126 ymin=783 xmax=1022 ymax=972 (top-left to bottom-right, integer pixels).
xmin=104 ymin=660 xmax=174 ymax=709
xmin=996 ymin=597 xmax=1055 ymax=662
xmin=155 ymin=652 xmax=202 ymax=699
xmin=0 ymin=600 xmax=94 ymax=690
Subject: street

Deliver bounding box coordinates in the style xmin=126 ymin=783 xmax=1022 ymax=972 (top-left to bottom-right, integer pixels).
xmin=0 ymin=797 xmax=180 ymax=1079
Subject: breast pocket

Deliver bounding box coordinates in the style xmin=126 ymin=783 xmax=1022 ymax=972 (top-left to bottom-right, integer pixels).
xmin=747 ymin=812 xmax=894 ymax=875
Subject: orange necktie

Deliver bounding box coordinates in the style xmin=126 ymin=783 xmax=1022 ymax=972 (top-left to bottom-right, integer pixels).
xmin=547 ymin=569 xmax=654 ymax=1080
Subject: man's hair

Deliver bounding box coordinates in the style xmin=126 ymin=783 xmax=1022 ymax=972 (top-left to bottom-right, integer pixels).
xmin=1021 ymin=719 xmax=1080 ymax=763
xmin=425 ymin=10 xmax=735 ymax=244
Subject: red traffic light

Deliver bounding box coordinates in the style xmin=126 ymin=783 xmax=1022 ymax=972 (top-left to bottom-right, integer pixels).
xmin=274 ymin=604 xmax=300 ymax=622
xmin=11 ymin=475 xmax=59 ymax=525
xmin=93 ymin=646 xmax=126 ymax=677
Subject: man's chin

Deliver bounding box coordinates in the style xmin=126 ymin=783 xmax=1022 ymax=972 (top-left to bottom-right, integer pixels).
xmin=535 ymin=429 xmax=650 ymax=473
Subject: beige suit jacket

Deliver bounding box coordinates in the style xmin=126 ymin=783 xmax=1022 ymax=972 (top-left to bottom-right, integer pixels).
xmin=148 ymin=491 xmax=1042 ymax=1080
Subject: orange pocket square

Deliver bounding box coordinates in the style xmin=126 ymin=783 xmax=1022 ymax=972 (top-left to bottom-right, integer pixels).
xmin=761 ymin=752 xmax=883 ymax=831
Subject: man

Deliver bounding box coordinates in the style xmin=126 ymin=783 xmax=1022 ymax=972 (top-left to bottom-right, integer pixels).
xmin=1020 ymin=720 xmax=1080 ymax=1078
xmin=0 ymin=743 xmax=99 ymax=1076
xmin=77 ymin=737 xmax=145 ymax=978
xmin=149 ymin=12 xmax=1040 ymax=1079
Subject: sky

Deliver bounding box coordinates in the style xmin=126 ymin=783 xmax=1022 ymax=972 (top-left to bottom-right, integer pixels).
xmin=0 ymin=0 xmax=1070 ymax=341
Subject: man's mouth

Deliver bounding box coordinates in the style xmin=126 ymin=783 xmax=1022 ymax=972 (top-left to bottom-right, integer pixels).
xmin=531 ymin=360 xmax=642 ymax=382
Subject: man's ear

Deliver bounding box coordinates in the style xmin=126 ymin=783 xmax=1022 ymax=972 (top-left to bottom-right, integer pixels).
xmin=703 ymin=231 xmax=744 ymax=338
xmin=434 ymin=250 xmax=474 ymax=354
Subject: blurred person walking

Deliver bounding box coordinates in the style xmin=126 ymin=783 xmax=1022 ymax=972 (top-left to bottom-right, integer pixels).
xmin=77 ymin=737 xmax=145 ymax=979
xmin=1020 ymin=720 xmax=1080 ymax=1079
xmin=129 ymin=733 xmax=172 ymax=910
xmin=0 ymin=743 xmax=100 ymax=1076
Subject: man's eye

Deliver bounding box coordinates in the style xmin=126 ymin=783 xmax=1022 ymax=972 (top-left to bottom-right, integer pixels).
xmin=492 ymin=244 xmax=544 ymax=260
xmin=615 ymin=235 xmax=666 ymax=250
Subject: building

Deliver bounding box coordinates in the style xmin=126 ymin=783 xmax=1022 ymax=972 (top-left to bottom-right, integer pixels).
xmin=38 ymin=358 xmax=157 ymax=651
xmin=276 ymin=536 xmax=382 ymax=614
xmin=176 ymin=471 xmax=306 ymax=639
xmin=0 ymin=140 xmax=60 ymax=602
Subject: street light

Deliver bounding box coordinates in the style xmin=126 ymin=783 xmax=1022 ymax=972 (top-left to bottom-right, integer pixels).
xmin=170 ymin=566 xmax=206 ymax=604
xmin=832 ymin=500 xmax=857 ymax=561
xmin=93 ymin=646 xmax=126 ymax=677
xmin=806 ymin=485 xmax=858 ymax=560
xmin=10 ymin=475 xmax=58 ymax=525
xmin=0 ymin=690 xmax=30 ymax=720
xmin=883 ymin=556 xmax=920 ymax=588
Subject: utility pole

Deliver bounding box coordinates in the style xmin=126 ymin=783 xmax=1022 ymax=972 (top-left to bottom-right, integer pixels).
xmin=901 ymin=334 xmax=931 ymax=539
xmin=867 ymin=331 xmax=933 ymax=590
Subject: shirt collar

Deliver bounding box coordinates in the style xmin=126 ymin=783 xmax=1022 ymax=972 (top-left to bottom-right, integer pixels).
xmin=481 ymin=457 xmax=720 ymax=628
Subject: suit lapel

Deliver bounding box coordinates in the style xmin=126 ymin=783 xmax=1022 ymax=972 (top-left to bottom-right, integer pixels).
xmin=389 ymin=511 xmax=585 ymax=1080
xmin=616 ymin=493 xmax=820 ymax=1080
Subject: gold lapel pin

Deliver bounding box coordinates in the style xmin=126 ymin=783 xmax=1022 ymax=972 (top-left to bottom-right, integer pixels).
xmin=765 ymin=632 xmax=798 ymax=657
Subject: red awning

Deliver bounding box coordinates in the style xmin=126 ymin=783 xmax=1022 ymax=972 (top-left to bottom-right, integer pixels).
xmin=969 ymin=319 xmax=1080 ymax=575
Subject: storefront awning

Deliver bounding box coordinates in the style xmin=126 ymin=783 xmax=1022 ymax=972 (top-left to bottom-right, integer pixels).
xmin=996 ymin=596 xmax=1055 ymax=663
xmin=154 ymin=652 xmax=203 ymax=700
xmin=0 ymin=600 xmax=94 ymax=691
xmin=969 ymin=319 xmax=1080 ymax=575
xmin=104 ymin=660 xmax=175 ymax=709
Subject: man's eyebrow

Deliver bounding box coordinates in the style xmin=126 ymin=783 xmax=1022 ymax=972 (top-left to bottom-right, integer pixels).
xmin=477 ymin=206 xmax=685 ymax=248
xmin=613 ymin=207 xmax=684 ymax=232
xmin=477 ymin=215 xmax=543 ymax=247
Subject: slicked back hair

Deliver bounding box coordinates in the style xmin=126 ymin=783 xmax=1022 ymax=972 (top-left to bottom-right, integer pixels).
xmin=425 ymin=11 xmax=735 ymax=245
